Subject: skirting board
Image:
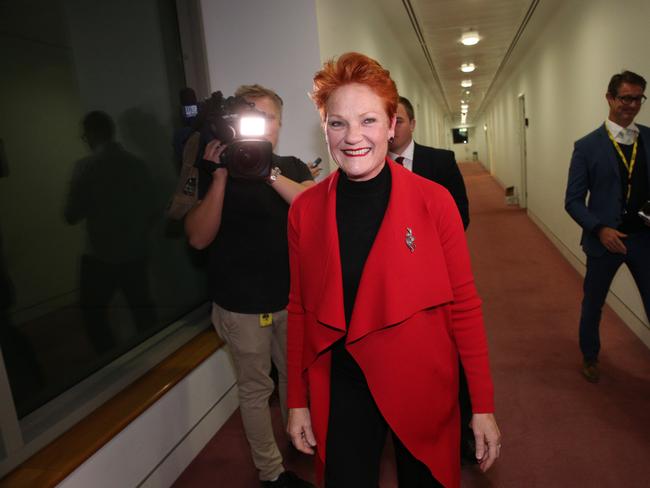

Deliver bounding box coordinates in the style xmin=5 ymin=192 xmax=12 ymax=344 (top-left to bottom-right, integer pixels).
xmin=140 ymin=382 xmax=239 ymax=488
xmin=528 ymin=210 xmax=650 ymax=350
xmin=56 ymin=347 xmax=238 ymax=488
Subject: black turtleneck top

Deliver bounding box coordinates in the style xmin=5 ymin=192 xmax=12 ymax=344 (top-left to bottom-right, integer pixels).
xmin=336 ymin=163 xmax=392 ymax=325
xmin=331 ymin=163 xmax=391 ymax=380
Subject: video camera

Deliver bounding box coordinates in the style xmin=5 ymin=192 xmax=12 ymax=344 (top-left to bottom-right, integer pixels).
xmin=167 ymin=89 xmax=274 ymax=220
xmin=187 ymin=90 xmax=273 ymax=180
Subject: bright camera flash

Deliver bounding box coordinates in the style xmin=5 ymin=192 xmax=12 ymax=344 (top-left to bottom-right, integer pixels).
xmin=240 ymin=116 xmax=266 ymax=137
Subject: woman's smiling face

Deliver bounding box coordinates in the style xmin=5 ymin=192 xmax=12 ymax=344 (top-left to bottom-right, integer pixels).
xmin=325 ymin=83 xmax=395 ymax=181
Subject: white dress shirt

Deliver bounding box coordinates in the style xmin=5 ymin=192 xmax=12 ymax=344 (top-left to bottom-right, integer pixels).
xmin=605 ymin=119 xmax=639 ymax=145
xmin=388 ymin=139 xmax=415 ymax=172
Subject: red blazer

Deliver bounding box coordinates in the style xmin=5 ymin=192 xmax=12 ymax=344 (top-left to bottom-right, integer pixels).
xmin=287 ymin=160 xmax=494 ymax=488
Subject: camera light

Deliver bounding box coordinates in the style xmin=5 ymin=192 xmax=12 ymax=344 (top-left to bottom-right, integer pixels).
xmin=240 ymin=116 xmax=266 ymax=137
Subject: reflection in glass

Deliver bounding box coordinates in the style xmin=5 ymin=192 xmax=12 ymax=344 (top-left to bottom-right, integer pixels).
xmin=65 ymin=111 xmax=158 ymax=353
xmin=0 ymin=429 xmax=6 ymax=462
xmin=0 ymin=0 xmax=208 ymax=418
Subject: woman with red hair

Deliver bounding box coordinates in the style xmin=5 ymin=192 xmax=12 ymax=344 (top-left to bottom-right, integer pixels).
xmin=286 ymin=52 xmax=500 ymax=487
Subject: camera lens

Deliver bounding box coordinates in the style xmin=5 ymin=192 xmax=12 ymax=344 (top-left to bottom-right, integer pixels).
xmin=233 ymin=145 xmax=261 ymax=170
xmin=223 ymin=140 xmax=272 ymax=180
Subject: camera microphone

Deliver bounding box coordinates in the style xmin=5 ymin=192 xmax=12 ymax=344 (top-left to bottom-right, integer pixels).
xmin=180 ymin=88 xmax=198 ymax=124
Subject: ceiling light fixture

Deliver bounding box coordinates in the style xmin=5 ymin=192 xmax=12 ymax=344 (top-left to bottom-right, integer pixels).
xmin=461 ymin=104 xmax=469 ymax=111
xmin=461 ymin=31 xmax=480 ymax=46
xmin=461 ymin=80 xmax=473 ymax=88
xmin=460 ymin=63 xmax=476 ymax=73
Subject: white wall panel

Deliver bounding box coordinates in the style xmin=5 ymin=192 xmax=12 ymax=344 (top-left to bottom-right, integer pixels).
xmin=479 ymin=0 xmax=650 ymax=338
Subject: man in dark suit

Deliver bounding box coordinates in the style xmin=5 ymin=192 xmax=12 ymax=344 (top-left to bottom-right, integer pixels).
xmin=388 ymin=96 xmax=469 ymax=229
xmin=565 ymin=70 xmax=650 ymax=383
xmin=389 ymin=96 xmax=475 ymax=464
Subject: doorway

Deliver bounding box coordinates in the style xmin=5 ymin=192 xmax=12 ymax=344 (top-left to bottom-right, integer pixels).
xmin=518 ymin=94 xmax=528 ymax=208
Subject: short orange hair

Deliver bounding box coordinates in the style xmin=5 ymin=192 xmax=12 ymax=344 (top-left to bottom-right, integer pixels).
xmin=311 ymin=52 xmax=398 ymax=121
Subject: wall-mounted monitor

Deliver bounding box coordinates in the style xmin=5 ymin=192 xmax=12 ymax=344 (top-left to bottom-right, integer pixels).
xmin=452 ymin=128 xmax=469 ymax=144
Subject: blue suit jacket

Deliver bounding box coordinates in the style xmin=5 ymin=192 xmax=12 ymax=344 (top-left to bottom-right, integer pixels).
xmin=564 ymin=123 xmax=650 ymax=256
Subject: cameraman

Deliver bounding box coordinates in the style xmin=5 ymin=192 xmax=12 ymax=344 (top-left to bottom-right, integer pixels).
xmin=185 ymin=85 xmax=314 ymax=488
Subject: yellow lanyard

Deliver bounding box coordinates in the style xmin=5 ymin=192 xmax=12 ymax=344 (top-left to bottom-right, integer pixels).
xmin=606 ymin=128 xmax=638 ymax=202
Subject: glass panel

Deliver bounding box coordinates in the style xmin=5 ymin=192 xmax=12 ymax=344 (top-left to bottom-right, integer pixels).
xmin=0 ymin=0 xmax=207 ymax=418
xmin=0 ymin=429 xmax=5 ymax=462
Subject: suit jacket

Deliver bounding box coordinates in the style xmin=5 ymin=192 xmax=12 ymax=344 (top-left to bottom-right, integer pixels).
xmin=287 ymin=160 xmax=494 ymax=488
xmin=413 ymin=142 xmax=470 ymax=229
xmin=565 ymin=123 xmax=650 ymax=256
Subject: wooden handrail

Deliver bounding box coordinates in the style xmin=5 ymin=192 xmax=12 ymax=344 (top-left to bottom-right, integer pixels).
xmin=0 ymin=329 xmax=224 ymax=487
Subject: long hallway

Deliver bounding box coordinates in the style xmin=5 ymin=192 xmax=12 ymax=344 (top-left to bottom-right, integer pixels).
xmin=174 ymin=163 xmax=650 ymax=487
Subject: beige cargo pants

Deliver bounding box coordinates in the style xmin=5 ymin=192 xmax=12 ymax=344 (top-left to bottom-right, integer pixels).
xmin=211 ymin=303 xmax=288 ymax=481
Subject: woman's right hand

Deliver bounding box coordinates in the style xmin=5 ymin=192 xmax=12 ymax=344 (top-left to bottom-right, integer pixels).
xmin=287 ymin=407 xmax=317 ymax=455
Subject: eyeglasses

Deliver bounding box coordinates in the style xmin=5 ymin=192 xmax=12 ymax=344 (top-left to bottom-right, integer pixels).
xmin=615 ymin=94 xmax=647 ymax=105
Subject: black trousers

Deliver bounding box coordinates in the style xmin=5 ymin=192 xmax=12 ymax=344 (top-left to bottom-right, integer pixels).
xmin=325 ymin=344 xmax=443 ymax=488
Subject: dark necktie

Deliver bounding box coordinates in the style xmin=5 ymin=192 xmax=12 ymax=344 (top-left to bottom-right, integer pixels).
xmin=394 ymin=156 xmax=404 ymax=165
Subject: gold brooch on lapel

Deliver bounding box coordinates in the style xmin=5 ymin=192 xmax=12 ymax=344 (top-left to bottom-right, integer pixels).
xmin=405 ymin=227 xmax=416 ymax=253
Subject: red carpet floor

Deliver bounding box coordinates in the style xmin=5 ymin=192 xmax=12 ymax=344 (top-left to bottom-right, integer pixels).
xmin=172 ymin=163 xmax=650 ymax=487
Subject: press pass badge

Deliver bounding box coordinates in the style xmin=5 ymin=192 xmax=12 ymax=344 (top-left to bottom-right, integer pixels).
xmin=259 ymin=313 xmax=273 ymax=327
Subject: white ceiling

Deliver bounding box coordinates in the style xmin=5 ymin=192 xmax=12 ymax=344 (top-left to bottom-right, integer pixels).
xmin=400 ymin=0 xmax=539 ymax=125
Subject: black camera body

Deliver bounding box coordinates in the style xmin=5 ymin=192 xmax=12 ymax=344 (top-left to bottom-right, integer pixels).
xmin=192 ymin=91 xmax=273 ymax=180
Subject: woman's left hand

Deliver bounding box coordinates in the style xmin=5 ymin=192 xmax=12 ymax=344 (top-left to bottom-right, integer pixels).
xmin=470 ymin=413 xmax=501 ymax=472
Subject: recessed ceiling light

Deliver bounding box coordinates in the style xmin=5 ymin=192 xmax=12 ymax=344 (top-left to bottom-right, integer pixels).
xmin=461 ymin=80 xmax=473 ymax=88
xmin=461 ymin=31 xmax=480 ymax=46
xmin=460 ymin=63 xmax=476 ymax=73
xmin=465 ymin=90 xmax=471 ymax=95
xmin=461 ymin=104 xmax=469 ymax=111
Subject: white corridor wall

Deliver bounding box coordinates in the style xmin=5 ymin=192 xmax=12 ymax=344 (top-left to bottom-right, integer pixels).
xmin=477 ymin=0 xmax=650 ymax=345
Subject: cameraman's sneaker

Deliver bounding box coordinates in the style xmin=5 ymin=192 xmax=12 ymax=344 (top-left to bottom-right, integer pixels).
xmin=261 ymin=470 xmax=314 ymax=488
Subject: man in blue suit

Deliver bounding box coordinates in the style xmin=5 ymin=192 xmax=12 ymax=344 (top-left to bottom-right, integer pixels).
xmin=565 ymin=70 xmax=650 ymax=383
